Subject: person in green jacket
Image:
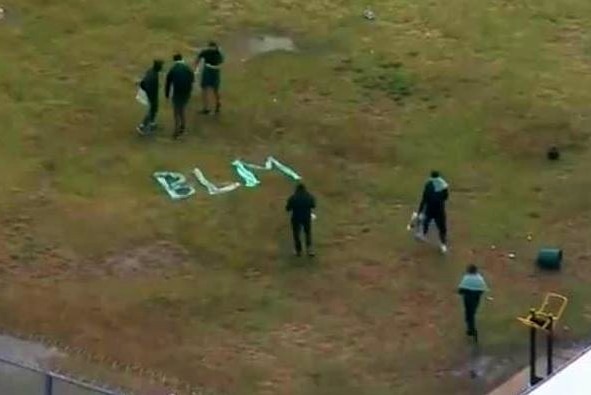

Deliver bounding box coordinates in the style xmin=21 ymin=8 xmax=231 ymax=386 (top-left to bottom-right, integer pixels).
xmin=165 ymin=53 xmax=194 ymax=139
xmin=195 ymin=41 xmax=224 ymax=115
xmin=458 ymin=264 xmax=489 ymax=343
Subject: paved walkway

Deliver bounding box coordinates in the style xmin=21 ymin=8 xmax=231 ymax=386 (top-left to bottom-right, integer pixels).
xmin=487 ymin=348 xmax=582 ymax=395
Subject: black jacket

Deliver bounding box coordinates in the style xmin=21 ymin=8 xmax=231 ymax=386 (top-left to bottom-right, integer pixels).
xmin=140 ymin=67 xmax=159 ymax=102
xmin=165 ymin=62 xmax=194 ymax=100
xmin=418 ymin=179 xmax=448 ymax=214
xmin=286 ymin=191 xmax=316 ymax=222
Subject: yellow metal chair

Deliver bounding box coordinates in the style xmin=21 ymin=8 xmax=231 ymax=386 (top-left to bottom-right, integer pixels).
xmin=517 ymin=293 xmax=568 ymax=331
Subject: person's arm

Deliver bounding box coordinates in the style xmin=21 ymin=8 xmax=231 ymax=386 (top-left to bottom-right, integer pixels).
xmin=139 ymin=75 xmax=147 ymax=91
xmin=194 ymin=51 xmax=204 ymax=72
xmin=417 ymin=181 xmax=430 ymax=214
xmin=286 ymin=196 xmax=293 ymax=212
xmin=165 ymin=69 xmax=173 ymax=99
xmin=441 ymin=188 xmax=449 ymax=202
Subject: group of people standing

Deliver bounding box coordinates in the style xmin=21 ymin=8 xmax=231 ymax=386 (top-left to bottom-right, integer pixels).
xmin=137 ymin=41 xmax=224 ymax=139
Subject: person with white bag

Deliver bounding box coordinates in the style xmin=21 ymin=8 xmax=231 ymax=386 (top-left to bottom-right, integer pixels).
xmin=137 ymin=59 xmax=163 ymax=135
xmin=413 ymin=170 xmax=449 ymax=254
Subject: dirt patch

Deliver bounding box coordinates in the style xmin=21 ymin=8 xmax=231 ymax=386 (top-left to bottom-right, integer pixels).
xmin=100 ymin=241 xmax=190 ymax=277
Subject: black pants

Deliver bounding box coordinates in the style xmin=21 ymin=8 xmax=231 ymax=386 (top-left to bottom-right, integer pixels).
xmin=141 ymin=99 xmax=158 ymax=129
xmin=172 ymin=97 xmax=189 ymax=136
xmin=422 ymin=209 xmax=447 ymax=244
xmin=463 ymin=293 xmax=482 ymax=339
xmin=291 ymin=218 xmax=312 ymax=254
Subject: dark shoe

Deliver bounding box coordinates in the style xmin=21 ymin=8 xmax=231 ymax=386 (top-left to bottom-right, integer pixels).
xmin=200 ymin=109 xmax=211 ymax=115
xmin=307 ymin=250 xmax=315 ymax=257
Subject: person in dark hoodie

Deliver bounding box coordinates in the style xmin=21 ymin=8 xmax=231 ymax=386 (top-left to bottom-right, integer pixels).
xmin=286 ymin=183 xmax=316 ymax=257
xmin=416 ymin=170 xmax=449 ymax=254
xmin=165 ymin=53 xmax=195 ymax=139
xmin=458 ymin=264 xmax=489 ymax=343
xmin=137 ymin=59 xmax=164 ymax=135
xmin=195 ymin=41 xmax=224 ymax=115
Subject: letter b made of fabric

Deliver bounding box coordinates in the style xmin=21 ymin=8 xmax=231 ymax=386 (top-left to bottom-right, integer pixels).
xmin=153 ymin=172 xmax=196 ymax=200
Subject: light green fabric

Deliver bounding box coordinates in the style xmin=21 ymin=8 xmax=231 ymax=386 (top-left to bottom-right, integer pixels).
xmin=458 ymin=273 xmax=489 ymax=292
xmin=231 ymin=157 xmax=302 ymax=188
xmin=431 ymin=176 xmax=448 ymax=192
xmin=153 ymin=172 xmax=196 ymax=200
xmin=156 ymin=157 xmax=302 ymax=198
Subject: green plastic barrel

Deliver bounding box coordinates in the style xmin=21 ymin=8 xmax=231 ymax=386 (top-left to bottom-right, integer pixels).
xmin=537 ymin=248 xmax=563 ymax=270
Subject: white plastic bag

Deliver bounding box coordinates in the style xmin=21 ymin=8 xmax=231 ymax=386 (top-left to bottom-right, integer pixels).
xmin=136 ymin=88 xmax=149 ymax=107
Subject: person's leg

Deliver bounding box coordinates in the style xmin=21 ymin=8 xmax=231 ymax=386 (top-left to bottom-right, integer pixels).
xmin=291 ymin=219 xmax=303 ymax=256
xmin=172 ymin=102 xmax=181 ymax=137
xmin=149 ymin=99 xmax=159 ymax=130
xmin=434 ymin=210 xmax=447 ymax=245
xmin=464 ymin=297 xmax=476 ymax=336
xmin=214 ymin=87 xmax=221 ymax=114
xmin=179 ymin=101 xmax=186 ymax=133
xmin=303 ymin=219 xmax=313 ymax=256
xmin=201 ymin=88 xmax=210 ymax=113
xmin=421 ymin=212 xmax=433 ymax=237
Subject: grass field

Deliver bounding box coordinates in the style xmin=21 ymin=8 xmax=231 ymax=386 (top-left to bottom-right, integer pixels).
xmin=3 ymin=0 xmax=591 ymax=393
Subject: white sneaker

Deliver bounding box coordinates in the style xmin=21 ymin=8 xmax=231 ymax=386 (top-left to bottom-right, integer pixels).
xmin=440 ymin=244 xmax=448 ymax=254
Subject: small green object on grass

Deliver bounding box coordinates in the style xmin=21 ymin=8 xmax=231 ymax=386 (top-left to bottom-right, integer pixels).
xmin=536 ymin=248 xmax=562 ymax=271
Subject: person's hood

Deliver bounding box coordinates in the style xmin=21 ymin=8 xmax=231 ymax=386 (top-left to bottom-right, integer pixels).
xmin=431 ymin=177 xmax=448 ymax=192
xmin=458 ymin=273 xmax=488 ymax=292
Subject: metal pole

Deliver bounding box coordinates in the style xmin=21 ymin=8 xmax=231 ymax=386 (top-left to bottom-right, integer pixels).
xmin=44 ymin=374 xmax=53 ymax=395
xmin=547 ymin=317 xmax=554 ymax=376
xmin=530 ymin=325 xmax=537 ymax=386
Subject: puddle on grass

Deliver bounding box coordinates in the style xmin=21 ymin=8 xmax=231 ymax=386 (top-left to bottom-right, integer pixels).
xmin=247 ymin=35 xmax=296 ymax=55
xmin=222 ymin=34 xmax=298 ymax=61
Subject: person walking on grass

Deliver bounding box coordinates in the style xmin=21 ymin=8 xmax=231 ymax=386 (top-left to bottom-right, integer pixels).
xmin=137 ymin=59 xmax=164 ymax=135
xmin=165 ymin=53 xmax=194 ymax=139
xmin=458 ymin=264 xmax=489 ymax=343
xmin=415 ymin=170 xmax=449 ymax=254
xmin=286 ymin=183 xmax=316 ymax=257
xmin=195 ymin=41 xmax=224 ymax=114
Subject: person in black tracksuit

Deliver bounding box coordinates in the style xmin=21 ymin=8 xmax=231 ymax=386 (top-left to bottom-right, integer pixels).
xmin=417 ymin=170 xmax=449 ymax=253
xmin=165 ymin=53 xmax=195 ymax=139
xmin=137 ymin=59 xmax=163 ymax=135
xmin=286 ymin=184 xmax=316 ymax=257
xmin=457 ymin=264 xmax=489 ymax=343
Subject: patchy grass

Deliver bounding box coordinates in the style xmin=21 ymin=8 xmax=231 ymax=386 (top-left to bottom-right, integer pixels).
xmin=2 ymin=0 xmax=591 ymax=393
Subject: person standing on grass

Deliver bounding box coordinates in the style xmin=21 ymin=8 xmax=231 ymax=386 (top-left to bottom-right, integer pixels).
xmin=415 ymin=170 xmax=449 ymax=254
xmin=458 ymin=264 xmax=489 ymax=343
xmin=286 ymin=183 xmax=316 ymax=257
xmin=195 ymin=41 xmax=224 ymax=115
xmin=137 ymin=59 xmax=164 ymax=135
xmin=165 ymin=53 xmax=194 ymax=139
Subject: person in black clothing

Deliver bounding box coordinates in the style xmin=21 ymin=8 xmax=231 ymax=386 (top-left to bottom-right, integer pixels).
xmin=137 ymin=59 xmax=164 ymax=135
xmin=286 ymin=183 xmax=316 ymax=257
xmin=457 ymin=264 xmax=489 ymax=343
xmin=165 ymin=53 xmax=195 ymax=139
xmin=195 ymin=41 xmax=224 ymax=114
xmin=416 ymin=170 xmax=449 ymax=253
